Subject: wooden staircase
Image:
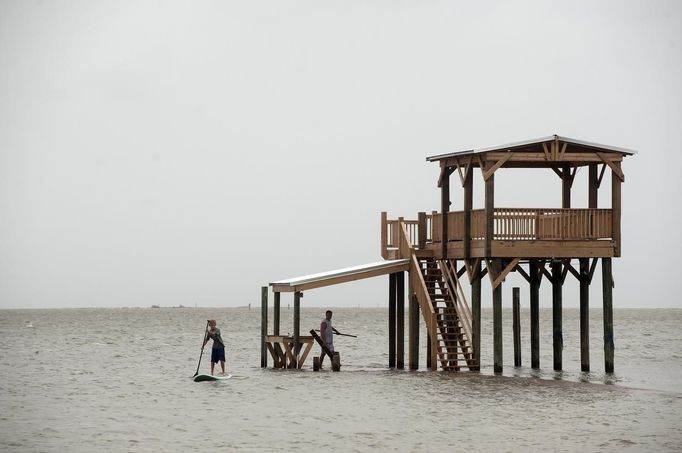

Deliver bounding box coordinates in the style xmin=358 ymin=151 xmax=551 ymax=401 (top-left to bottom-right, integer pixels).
xmin=420 ymin=258 xmax=477 ymax=371
xmin=394 ymin=219 xmax=477 ymax=371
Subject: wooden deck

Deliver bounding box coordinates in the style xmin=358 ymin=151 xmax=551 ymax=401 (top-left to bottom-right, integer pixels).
xmin=382 ymin=208 xmax=617 ymax=259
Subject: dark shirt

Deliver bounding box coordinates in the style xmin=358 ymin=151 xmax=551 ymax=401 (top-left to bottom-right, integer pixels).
xmin=207 ymin=327 xmax=224 ymax=349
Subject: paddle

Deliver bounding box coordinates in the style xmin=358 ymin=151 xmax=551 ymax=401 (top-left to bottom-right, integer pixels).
xmin=192 ymin=320 xmax=210 ymax=377
xmin=314 ymin=329 xmax=357 ymax=338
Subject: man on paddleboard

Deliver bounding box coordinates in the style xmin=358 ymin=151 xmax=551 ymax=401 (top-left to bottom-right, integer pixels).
xmin=319 ymin=310 xmax=339 ymax=368
xmin=203 ymin=319 xmax=226 ymax=375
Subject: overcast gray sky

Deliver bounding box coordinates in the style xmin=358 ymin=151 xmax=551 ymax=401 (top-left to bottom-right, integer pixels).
xmin=1 ymin=1 xmax=681 ymax=309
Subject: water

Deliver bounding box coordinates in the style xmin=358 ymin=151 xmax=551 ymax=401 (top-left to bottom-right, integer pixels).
xmin=1 ymin=307 xmax=681 ymax=452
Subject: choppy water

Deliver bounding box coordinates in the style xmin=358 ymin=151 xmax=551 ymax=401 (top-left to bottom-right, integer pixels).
xmin=1 ymin=307 xmax=681 ymax=452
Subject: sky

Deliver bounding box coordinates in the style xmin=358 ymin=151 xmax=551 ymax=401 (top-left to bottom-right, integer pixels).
xmin=1 ymin=1 xmax=681 ymax=309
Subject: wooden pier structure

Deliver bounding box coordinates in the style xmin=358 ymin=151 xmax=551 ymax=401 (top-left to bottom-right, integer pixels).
xmin=263 ymin=135 xmax=634 ymax=374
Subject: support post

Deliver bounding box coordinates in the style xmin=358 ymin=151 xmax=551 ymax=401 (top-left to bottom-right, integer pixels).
xmin=580 ymin=258 xmax=590 ymax=372
xmin=397 ymin=271 xmax=405 ymax=369
xmin=261 ymin=286 xmax=268 ymax=368
xmin=612 ymin=162 xmax=622 ymax=257
xmin=409 ymin=293 xmax=419 ymax=370
xmin=463 ymin=168 xmax=473 ymax=259
xmin=588 ymin=163 xmax=598 ymax=209
xmin=293 ymin=291 xmax=301 ymax=366
xmin=389 ymin=273 xmax=397 ymax=368
xmin=426 ymin=331 xmax=432 ymax=370
xmin=492 ymin=259 xmax=503 ymax=373
xmin=513 ymin=287 xmax=521 ymax=367
xmin=418 ymin=212 xmax=427 ymax=250
xmin=273 ymin=291 xmax=281 ymax=336
xmin=562 ymin=163 xmax=572 ymax=209
xmin=471 ymin=261 xmax=482 ymax=371
xmin=551 ymin=260 xmax=563 ymax=371
xmin=441 ymin=171 xmax=450 ymax=259
xmin=484 ymin=170 xmax=494 ymax=257
xmin=602 ymin=257 xmax=615 ymax=373
xmin=530 ymin=261 xmax=540 ymax=369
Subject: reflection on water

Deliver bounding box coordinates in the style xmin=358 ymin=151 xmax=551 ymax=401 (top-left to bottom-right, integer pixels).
xmin=0 ymin=307 xmax=680 ymax=452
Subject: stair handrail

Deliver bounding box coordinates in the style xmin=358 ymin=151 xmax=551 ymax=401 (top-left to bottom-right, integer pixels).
xmin=438 ymin=260 xmax=473 ymax=347
xmin=398 ymin=221 xmax=438 ymax=367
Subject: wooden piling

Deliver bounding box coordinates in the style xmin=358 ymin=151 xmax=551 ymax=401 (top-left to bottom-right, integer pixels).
xmin=513 ymin=287 xmax=521 ymax=367
xmin=471 ymin=261 xmax=482 ymax=371
xmin=551 ymin=261 xmax=563 ymax=371
xmin=492 ymin=259 xmax=503 ymax=374
xmin=273 ymin=291 xmax=281 ymax=336
xmin=389 ymin=273 xmax=397 ymax=368
xmin=313 ymin=356 xmax=320 ymax=371
xmin=332 ymin=352 xmax=341 ymax=372
xmin=579 ymin=258 xmax=590 ymax=372
xmin=602 ymin=257 xmax=614 ymax=373
xmin=396 ymin=271 xmax=405 ymax=369
xmin=261 ymin=286 xmax=268 ymax=368
xmin=426 ymin=331 xmax=432 ymax=370
xmin=529 ymin=260 xmax=540 ymax=369
xmin=409 ymin=293 xmax=419 ymax=370
xmin=293 ymin=291 xmax=301 ymax=364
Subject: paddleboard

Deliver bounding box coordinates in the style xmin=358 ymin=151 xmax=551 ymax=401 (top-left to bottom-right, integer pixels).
xmin=194 ymin=373 xmax=232 ymax=382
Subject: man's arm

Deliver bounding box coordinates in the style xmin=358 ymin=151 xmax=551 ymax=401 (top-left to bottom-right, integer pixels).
xmin=332 ymin=327 xmax=341 ymax=335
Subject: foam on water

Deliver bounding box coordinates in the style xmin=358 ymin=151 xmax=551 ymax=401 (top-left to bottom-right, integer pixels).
xmin=0 ymin=307 xmax=680 ymax=452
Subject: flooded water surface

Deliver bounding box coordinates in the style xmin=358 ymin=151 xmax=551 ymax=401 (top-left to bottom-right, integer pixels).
xmin=1 ymin=307 xmax=681 ymax=452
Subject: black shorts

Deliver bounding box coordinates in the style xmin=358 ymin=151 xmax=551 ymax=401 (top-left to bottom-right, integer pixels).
xmin=211 ymin=347 xmax=225 ymax=363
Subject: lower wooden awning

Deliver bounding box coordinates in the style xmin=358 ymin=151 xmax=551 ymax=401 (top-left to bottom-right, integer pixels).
xmin=269 ymin=259 xmax=409 ymax=293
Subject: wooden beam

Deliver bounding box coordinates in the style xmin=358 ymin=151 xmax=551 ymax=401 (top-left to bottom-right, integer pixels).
xmin=513 ymin=287 xmax=521 ymax=367
xmin=558 ymin=142 xmax=568 ymax=161
xmin=551 ymin=261 xmax=563 ymax=371
xmin=514 ymin=263 xmax=530 ymax=283
xmin=588 ymin=257 xmax=599 ymax=284
xmin=563 ymin=260 xmax=580 ymax=281
xmin=612 ymin=161 xmax=622 ymax=257
xmin=261 ymin=286 xmax=268 ymax=368
xmin=492 ymin=259 xmax=503 ymax=373
xmin=389 ymin=273 xmax=396 ymax=368
xmin=597 ymin=163 xmax=607 ymax=188
xmin=597 ymin=152 xmax=625 ymax=182
xmin=486 ymin=258 xmax=520 ymax=289
xmin=484 ymin=166 xmax=494 ymax=257
xmin=397 ymin=271 xmax=405 ymax=369
xmin=589 ymin=163 xmax=598 ymax=209
xmin=542 ymin=142 xmax=551 ymax=161
xmin=273 ymin=291 xmax=281 ymax=336
xmin=530 ymin=260 xmax=540 ymax=369
xmin=482 ymin=152 xmax=513 ymax=181
xmin=455 ymin=159 xmax=466 ymax=187
xmin=602 ymin=257 xmax=614 ymax=373
xmin=579 ymin=258 xmax=590 ymax=372
xmin=465 ymin=258 xmax=482 ymax=282
xmin=551 ymin=166 xmax=563 ymax=179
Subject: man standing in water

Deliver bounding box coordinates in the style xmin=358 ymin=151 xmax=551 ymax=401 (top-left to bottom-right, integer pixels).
xmin=203 ymin=319 xmax=226 ymax=375
xmin=319 ymin=310 xmax=339 ymax=368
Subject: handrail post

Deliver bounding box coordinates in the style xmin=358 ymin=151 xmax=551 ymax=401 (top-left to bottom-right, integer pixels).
xmin=418 ymin=212 xmax=427 ymax=249
xmin=381 ymin=212 xmax=388 ymax=259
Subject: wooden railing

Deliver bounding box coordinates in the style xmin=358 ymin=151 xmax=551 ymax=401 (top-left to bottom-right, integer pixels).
xmin=438 ymin=260 xmax=473 ymax=347
xmin=431 ymin=208 xmax=612 ymax=242
xmin=382 ymin=208 xmax=613 ymax=256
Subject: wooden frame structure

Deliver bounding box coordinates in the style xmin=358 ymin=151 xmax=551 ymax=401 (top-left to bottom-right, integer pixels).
xmin=261 ymin=260 xmax=408 ymax=369
xmin=381 ymin=135 xmax=634 ymax=373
